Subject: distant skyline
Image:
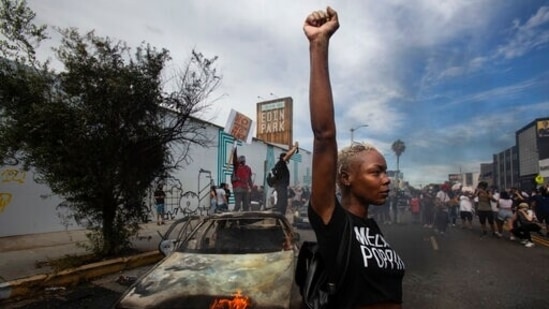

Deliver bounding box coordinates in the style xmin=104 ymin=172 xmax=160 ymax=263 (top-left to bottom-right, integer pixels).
xmin=28 ymin=0 xmax=549 ymax=186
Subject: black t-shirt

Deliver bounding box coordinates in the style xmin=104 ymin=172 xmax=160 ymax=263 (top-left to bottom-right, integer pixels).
xmin=533 ymin=194 xmax=549 ymax=215
xmin=308 ymin=200 xmax=405 ymax=307
xmin=273 ymin=159 xmax=290 ymax=187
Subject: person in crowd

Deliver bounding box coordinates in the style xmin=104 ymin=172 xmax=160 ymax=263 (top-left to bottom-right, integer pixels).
xmin=292 ymin=185 xmax=305 ymax=209
xmin=495 ymin=190 xmax=514 ymax=238
xmin=422 ymin=187 xmax=436 ymax=228
xmin=434 ymin=183 xmax=451 ymax=235
xmin=304 ymin=7 xmax=404 ymax=307
xmin=381 ymin=194 xmax=392 ymax=224
xmin=532 ymin=185 xmax=549 ymax=237
xmin=231 ymin=155 xmax=253 ymax=211
xmin=510 ymin=187 xmax=526 ymax=211
xmin=271 ymin=144 xmax=299 ymax=215
xmin=154 ymin=183 xmax=166 ymax=225
xmin=215 ymin=183 xmax=228 ymax=212
xmin=458 ymin=191 xmax=474 ymax=229
xmin=210 ymin=185 xmax=217 ymax=213
xmin=490 ymin=186 xmax=500 ymax=224
xmin=222 ymin=182 xmax=231 ymax=202
xmin=409 ymin=193 xmax=421 ymax=224
xmin=301 ymin=186 xmax=311 ymax=204
xmin=269 ymin=187 xmax=278 ymax=209
xmin=250 ymin=185 xmax=263 ymax=211
xmin=390 ymin=191 xmax=400 ymax=224
xmin=510 ymin=202 xmax=541 ymax=247
xmin=475 ymin=181 xmax=496 ymax=237
xmin=448 ymin=188 xmax=459 ymax=227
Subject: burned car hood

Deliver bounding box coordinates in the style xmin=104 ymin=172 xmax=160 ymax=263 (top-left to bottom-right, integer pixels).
xmin=116 ymin=250 xmax=296 ymax=308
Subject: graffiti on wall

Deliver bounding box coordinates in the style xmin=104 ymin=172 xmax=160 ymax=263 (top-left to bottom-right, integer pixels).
xmin=2 ymin=168 xmax=26 ymax=184
xmin=0 ymin=193 xmax=13 ymax=214
xmin=0 ymin=168 xmax=27 ymax=213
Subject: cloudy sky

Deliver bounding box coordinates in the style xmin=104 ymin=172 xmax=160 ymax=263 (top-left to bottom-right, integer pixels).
xmin=27 ymin=0 xmax=549 ymax=187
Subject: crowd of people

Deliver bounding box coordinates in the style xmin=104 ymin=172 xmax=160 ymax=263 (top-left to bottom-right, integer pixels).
xmin=209 ymin=181 xmax=310 ymax=215
xmin=373 ymin=182 xmax=549 ymax=248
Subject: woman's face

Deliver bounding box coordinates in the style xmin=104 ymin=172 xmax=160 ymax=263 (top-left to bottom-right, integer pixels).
xmin=347 ymin=150 xmax=391 ymax=205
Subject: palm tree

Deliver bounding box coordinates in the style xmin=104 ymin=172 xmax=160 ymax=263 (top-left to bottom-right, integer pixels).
xmin=391 ymin=139 xmax=406 ymax=187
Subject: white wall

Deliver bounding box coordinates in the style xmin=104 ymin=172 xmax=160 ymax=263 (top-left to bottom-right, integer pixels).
xmin=0 ymin=166 xmax=75 ymax=236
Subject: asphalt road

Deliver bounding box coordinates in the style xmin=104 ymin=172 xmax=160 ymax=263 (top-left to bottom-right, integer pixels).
xmin=4 ymin=222 xmax=549 ymax=309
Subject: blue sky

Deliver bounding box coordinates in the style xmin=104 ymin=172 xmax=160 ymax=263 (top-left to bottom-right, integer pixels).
xmin=27 ymin=0 xmax=549 ymax=187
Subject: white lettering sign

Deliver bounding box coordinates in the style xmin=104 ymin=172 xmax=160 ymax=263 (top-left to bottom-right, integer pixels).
xmin=259 ymin=109 xmax=285 ymax=134
xmin=354 ymin=226 xmax=405 ymax=270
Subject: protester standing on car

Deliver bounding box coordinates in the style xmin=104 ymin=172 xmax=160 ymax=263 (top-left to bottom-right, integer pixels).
xmin=271 ymin=143 xmax=299 ymax=216
xmin=304 ymin=7 xmax=405 ymax=308
xmin=154 ymin=183 xmax=166 ymax=225
xmin=232 ymin=155 xmax=253 ymax=211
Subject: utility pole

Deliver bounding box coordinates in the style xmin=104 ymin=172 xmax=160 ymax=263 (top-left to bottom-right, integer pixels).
xmin=350 ymin=124 xmax=369 ymax=145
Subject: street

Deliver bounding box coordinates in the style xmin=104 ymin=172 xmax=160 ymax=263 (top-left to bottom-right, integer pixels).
xmin=4 ymin=221 xmax=549 ymax=309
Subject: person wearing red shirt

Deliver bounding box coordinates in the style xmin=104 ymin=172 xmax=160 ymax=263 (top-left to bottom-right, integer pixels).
xmin=232 ymin=155 xmax=253 ymax=211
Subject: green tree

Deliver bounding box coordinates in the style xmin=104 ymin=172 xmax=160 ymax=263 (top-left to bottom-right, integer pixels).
xmin=0 ymin=0 xmax=221 ymax=256
xmin=391 ymin=139 xmax=406 ymax=187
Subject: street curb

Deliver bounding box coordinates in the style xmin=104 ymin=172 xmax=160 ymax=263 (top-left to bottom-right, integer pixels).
xmin=0 ymin=251 xmax=163 ymax=302
xmin=532 ymin=235 xmax=549 ymax=248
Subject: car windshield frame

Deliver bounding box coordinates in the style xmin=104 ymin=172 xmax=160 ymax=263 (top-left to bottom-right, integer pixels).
xmin=177 ymin=213 xmax=294 ymax=254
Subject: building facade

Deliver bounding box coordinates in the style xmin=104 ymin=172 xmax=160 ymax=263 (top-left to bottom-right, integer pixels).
xmin=516 ymin=118 xmax=549 ymax=191
xmin=478 ymin=163 xmax=494 ymax=186
xmin=492 ymin=146 xmax=519 ymax=190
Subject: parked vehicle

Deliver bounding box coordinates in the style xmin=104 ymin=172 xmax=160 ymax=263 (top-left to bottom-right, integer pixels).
xmin=293 ymin=203 xmax=311 ymax=229
xmin=114 ymin=211 xmax=302 ymax=309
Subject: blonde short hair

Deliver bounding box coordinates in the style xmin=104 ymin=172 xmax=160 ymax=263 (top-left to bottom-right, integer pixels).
xmin=337 ymin=142 xmax=380 ymax=191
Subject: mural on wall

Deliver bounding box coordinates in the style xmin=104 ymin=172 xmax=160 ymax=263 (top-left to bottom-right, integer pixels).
xmin=0 ymin=168 xmax=27 ymax=214
xmin=217 ymin=130 xmax=239 ymax=205
xmin=0 ymin=192 xmax=13 ymax=214
xmin=2 ymin=168 xmax=27 ymax=184
xmin=303 ymin=167 xmax=312 ymax=187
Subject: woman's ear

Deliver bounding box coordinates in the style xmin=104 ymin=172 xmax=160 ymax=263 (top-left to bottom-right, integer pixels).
xmin=340 ymin=170 xmax=351 ymax=187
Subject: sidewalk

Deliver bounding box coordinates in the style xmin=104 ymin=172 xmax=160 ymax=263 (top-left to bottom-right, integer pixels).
xmin=0 ymin=221 xmax=171 ymax=283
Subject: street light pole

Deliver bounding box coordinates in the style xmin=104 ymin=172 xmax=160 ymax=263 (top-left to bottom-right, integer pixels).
xmin=350 ymin=124 xmax=369 ymax=144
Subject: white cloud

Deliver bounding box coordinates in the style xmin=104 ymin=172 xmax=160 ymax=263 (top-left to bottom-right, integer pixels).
xmin=497 ymin=6 xmax=549 ymax=59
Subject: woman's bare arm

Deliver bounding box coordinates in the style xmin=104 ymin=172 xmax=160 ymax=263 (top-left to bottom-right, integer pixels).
xmin=303 ymin=7 xmax=340 ymax=224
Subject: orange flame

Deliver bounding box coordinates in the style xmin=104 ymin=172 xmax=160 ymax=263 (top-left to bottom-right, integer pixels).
xmin=210 ymin=290 xmax=251 ymax=309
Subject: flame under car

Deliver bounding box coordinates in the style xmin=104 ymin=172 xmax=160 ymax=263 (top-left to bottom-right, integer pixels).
xmin=114 ymin=211 xmax=302 ymax=309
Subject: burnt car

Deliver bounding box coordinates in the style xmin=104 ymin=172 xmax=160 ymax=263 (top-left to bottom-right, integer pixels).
xmin=114 ymin=211 xmax=302 ymax=309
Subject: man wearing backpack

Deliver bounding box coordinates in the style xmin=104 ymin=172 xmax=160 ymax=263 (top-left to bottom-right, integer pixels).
xmin=271 ymin=142 xmax=299 ymax=216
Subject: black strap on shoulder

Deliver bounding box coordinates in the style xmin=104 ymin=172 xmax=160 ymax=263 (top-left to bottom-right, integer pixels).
xmin=326 ymin=211 xmax=353 ymax=295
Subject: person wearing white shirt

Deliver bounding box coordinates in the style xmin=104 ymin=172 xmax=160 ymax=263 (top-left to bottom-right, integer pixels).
xmin=435 ymin=184 xmax=451 ymax=234
xmin=459 ymin=193 xmax=474 ymax=229
xmin=495 ymin=191 xmax=514 ymax=238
